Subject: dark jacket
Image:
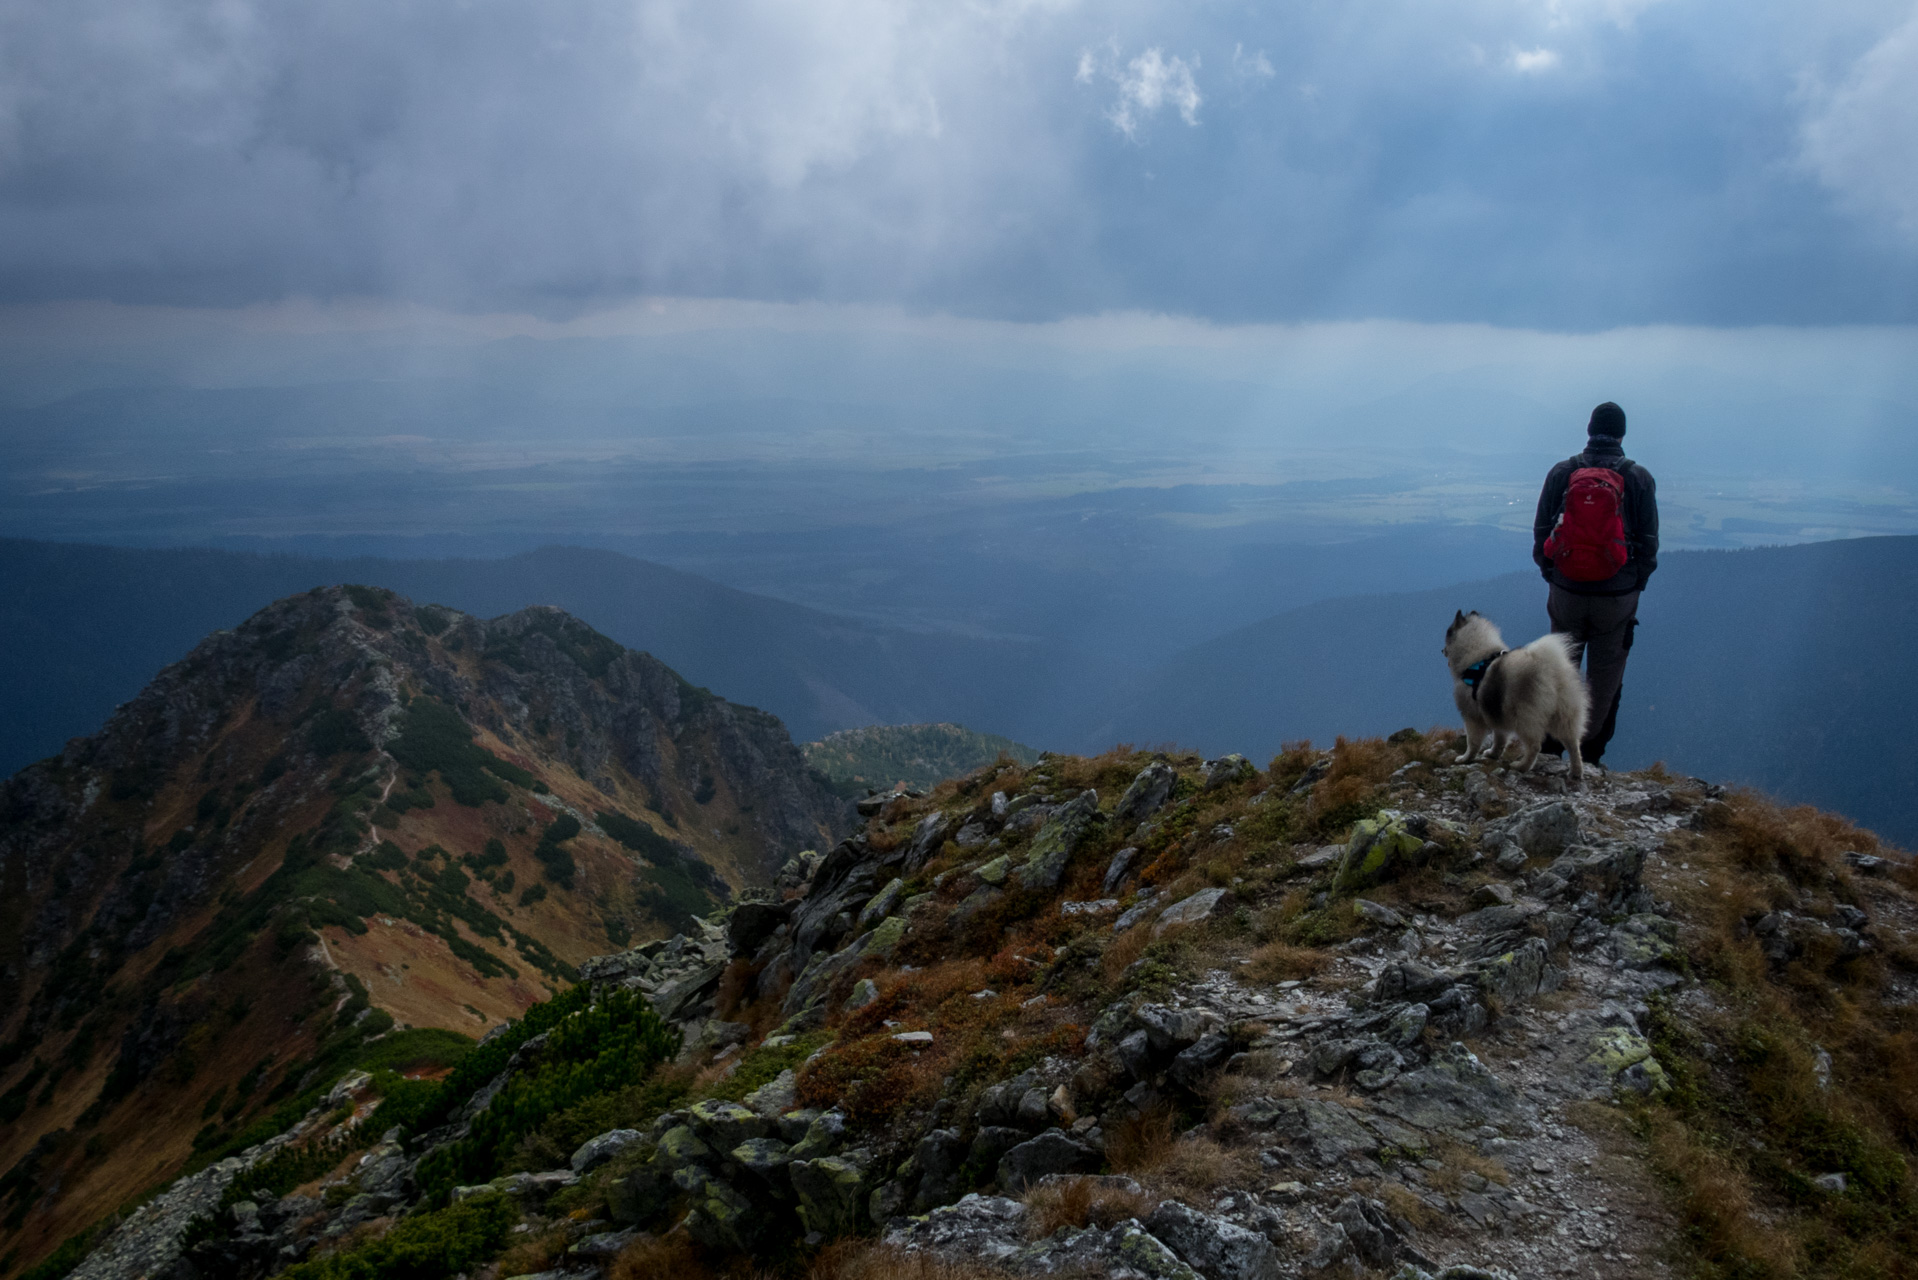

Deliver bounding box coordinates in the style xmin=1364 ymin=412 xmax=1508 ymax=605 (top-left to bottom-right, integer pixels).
xmin=1532 ymin=439 xmax=1658 ymax=595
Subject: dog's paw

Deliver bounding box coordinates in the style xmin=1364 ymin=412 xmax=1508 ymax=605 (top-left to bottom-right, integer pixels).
xmin=1454 ymin=751 xmax=1474 ymax=764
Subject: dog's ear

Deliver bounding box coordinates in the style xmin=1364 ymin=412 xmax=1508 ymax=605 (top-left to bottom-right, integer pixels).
xmin=1452 ymin=609 xmax=1465 ymax=624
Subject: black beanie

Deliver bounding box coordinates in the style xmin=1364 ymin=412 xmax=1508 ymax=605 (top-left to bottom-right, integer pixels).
xmin=1588 ymin=402 xmax=1626 ymax=438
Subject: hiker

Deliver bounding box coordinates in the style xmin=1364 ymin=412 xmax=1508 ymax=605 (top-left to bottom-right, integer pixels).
xmin=1532 ymin=401 xmax=1659 ymax=768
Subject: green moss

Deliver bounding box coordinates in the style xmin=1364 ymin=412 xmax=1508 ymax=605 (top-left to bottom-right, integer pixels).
xmin=277 ymin=1192 xmax=515 ymax=1280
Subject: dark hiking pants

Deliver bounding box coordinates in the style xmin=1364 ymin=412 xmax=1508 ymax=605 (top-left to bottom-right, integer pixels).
xmin=1545 ymin=586 xmax=1640 ymax=765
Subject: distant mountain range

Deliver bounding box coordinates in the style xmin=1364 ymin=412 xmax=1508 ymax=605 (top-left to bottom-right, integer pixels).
xmin=5 ymin=534 xmax=1915 ymax=846
xmin=0 ymin=539 xmax=1123 ymax=774
xmin=1090 ymin=535 xmax=1918 ymax=845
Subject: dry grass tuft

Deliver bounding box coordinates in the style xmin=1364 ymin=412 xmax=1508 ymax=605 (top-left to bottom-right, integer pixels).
xmin=1644 ymin=1115 xmax=1798 ymax=1280
xmin=1373 ymin=1180 xmax=1443 ymax=1231
xmin=1105 ymin=1105 xmax=1178 ymax=1175
xmin=611 ymin=1231 xmax=713 ymax=1280
xmin=1022 ymin=1176 xmax=1157 ymax=1238
xmin=1244 ymin=941 xmax=1329 ymax=984
xmin=497 ymin=1225 xmax=575 ymax=1277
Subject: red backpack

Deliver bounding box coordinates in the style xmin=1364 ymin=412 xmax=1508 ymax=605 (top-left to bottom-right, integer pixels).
xmin=1544 ymin=464 xmax=1629 ymax=581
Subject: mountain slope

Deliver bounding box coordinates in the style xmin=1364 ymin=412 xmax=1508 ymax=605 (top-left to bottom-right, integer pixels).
xmin=1093 ymin=535 xmax=1918 ymax=845
xmin=0 ymin=587 xmax=844 ymax=1273
xmin=802 ymin=723 xmax=1042 ymax=794
xmin=0 ymin=539 xmax=1119 ymax=774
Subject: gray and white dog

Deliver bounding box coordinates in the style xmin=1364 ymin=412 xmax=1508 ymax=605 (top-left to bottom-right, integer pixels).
xmin=1443 ymin=609 xmax=1590 ymax=784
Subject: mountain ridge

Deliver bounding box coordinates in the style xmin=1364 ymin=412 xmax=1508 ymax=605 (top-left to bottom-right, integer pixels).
xmin=0 ymin=585 xmax=845 ymax=1274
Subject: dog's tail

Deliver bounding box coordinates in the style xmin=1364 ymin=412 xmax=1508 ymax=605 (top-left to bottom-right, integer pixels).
xmin=1528 ymin=631 xmax=1579 ymax=666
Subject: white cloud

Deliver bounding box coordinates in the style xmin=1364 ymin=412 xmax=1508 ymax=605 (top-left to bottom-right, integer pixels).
xmin=1078 ymin=45 xmax=1202 ymax=138
xmin=1232 ymin=42 xmax=1275 ymax=79
xmin=1800 ymin=7 xmax=1918 ymax=239
xmin=1508 ymin=46 xmax=1561 ymax=73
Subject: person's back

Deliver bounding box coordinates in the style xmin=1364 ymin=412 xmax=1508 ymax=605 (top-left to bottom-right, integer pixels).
xmin=1532 ymin=401 xmax=1659 ymax=766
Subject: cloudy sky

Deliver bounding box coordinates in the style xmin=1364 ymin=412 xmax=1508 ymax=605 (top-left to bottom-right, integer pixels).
xmin=2 ymin=0 xmax=1915 ymax=327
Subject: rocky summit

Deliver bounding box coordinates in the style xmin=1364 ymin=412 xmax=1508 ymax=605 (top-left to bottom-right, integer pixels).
xmin=10 ymin=725 xmax=1918 ymax=1280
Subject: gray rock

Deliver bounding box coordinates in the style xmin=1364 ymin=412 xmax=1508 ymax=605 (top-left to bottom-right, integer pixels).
xmin=1103 ymin=846 xmax=1142 ymax=894
xmin=858 ymin=878 xmax=905 ymax=931
xmin=1373 ymin=961 xmax=1453 ymax=1004
xmin=907 ymin=811 xmax=958 ymax=870
xmin=1335 ymin=811 xmax=1429 ymax=893
xmin=1135 ymin=1005 xmax=1223 ymax=1054
xmin=726 ymin=900 xmax=792 ymax=957
xmin=1475 ymin=937 xmax=1563 ymax=1005
xmin=970 ymin=1125 xmax=1026 ymax=1174
xmin=789 ymin=1155 xmax=868 ymax=1239
xmin=1491 ymin=801 xmax=1581 ymax=859
xmin=882 ymin=1193 xmax=1029 ymax=1264
xmin=1169 ymin=1032 xmax=1234 ymax=1091
xmin=910 ymin=1128 xmax=967 ymax=1212
xmin=1385 ymin=1003 xmax=1430 ymax=1048
xmin=689 ymin=1098 xmax=767 ymax=1149
xmin=570 ymin=1128 xmax=644 ymax=1173
xmin=1019 ymin=790 xmax=1104 ymax=890
xmin=731 ymin=1136 xmax=794 ymax=1176
xmin=650 ymin=962 xmax=725 ymax=1021
xmin=1330 ymin=1195 xmax=1411 ymax=1269
xmin=1115 ymin=762 xmax=1179 ymax=827
xmin=1227 ymin=1096 xmax=1378 ymax=1166
xmin=1145 ymin=1199 xmax=1280 ymax=1280
xmin=1113 ymin=895 xmax=1161 ymax=934
xmin=1370 ymin=1044 xmax=1519 ymax=1131
xmin=570 ymin=1227 xmax=639 ymax=1257
xmin=997 ymin=1130 xmax=1100 ymax=1191
xmin=951 ymin=885 xmax=1005 ymax=926
xmin=1203 ymin=754 xmax=1256 ymax=790
xmin=1355 ymin=899 xmax=1405 ymax=928
xmin=1152 ymin=887 xmax=1233 ymax=937
xmin=844 ymin=978 xmax=880 ymax=1011
xmin=743 ymin=1069 xmax=798 ymax=1118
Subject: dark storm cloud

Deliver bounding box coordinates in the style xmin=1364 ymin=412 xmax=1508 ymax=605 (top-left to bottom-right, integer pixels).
xmin=0 ymin=0 xmax=1914 ymax=325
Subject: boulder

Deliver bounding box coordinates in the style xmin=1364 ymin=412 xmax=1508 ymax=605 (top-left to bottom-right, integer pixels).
xmin=1354 ymin=899 xmax=1405 ymax=929
xmin=743 ymin=1069 xmax=798 ymax=1118
xmin=975 ymin=855 xmax=1012 ymax=886
xmin=844 ymin=978 xmax=880 ymax=1011
xmin=1019 ymin=791 xmax=1105 ymax=890
xmin=790 ymin=1156 xmax=868 ymax=1239
xmin=650 ymin=962 xmax=724 ymax=1021
xmin=1334 ymin=812 xmax=1428 ymax=893
xmin=1372 ymin=961 xmax=1453 ymax=1004
xmin=997 ymin=1130 xmax=1099 ymax=1192
xmin=1475 ymin=938 xmax=1563 ymax=1006
xmin=910 ymin=1128 xmax=967 ymax=1212
xmin=858 ymin=878 xmax=905 ymax=931
xmin=1145 ymin=1199 xmax=1280 ymax=1280
xmin=570 ymin=1128 xmax=644 ymax=1174
xmin=726 ymin=901 xmax=792 ymax=957
xmin=689 ymin=1099 xmax=767 ymax=1149
xmin=1103 ymin=846 xmax=1141 ymax=894
xmin=1169 ymin=1032 xmax=1234 ymax=1091
xmin=1115 ymin=762 xmax=1179 ymax=827
xmin=1135 ymin=1005 xmax=1223 ymax=1055
xmin=1370 ymin=1044 xmax=1519 ymax=1131
xmin=731 ymin=1137 xmax=794 ymax=1177
xmin=1152 ymin=888 xmax=1233 ymax=938
xmin=1503 ymin=802 xmax=1581 ymax=858
xmin=1203 ymin=754 xmax=1256 ymax=790
xmin=862 ymin=916 xmax=909 ymax=959
xmin=906 ymin=812 xmax=958 ymax=870
xmin=1226 ymin=1096 xmax=1378 ymax=1167
xmin=882 ymin=1193 xmax=1029 ymax=1264
xmin=686 ymin=1178 xmax=763 ymax=1252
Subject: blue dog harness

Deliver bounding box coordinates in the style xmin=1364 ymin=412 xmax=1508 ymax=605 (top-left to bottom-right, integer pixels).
xmin=1460 ymin=651 xmax=1508 ymax=701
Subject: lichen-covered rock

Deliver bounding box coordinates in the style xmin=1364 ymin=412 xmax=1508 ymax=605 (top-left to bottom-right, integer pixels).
xmin=790 ymin=1156 xmax=869 ymax=1239
xmin=1475 ymin=937 xmax=1563 ymax=1006
xmin=1019 ymin=790 xmax=1104 ymax=890
xmin=975 ymin=854 xmax=1011 ymax=886
xmin=1369 ymin=1044 xmax=1519 ymax=1132
xmin=858 ymin=878 xmax=905 ymax=930
xmin=570 ymin=1128 xmax=644 ymax=1173
xmin=1115 ymin=762 xmax=1178 ymax=827
xmin=1203 ymin=754 xmax=1256 ymax=791
xmin=1226 ymin=1096 xmax=1378 ymax=1166
xmin=997 ymin=1129 xmax=1100 ymax=1191
xmin=1144 ymin=1199 xmax=1280 ymax=1280
xmin=689 ymin=1099 xmax=767 ymax=1149
xmin=862 ymin=915 xmax=908 ymax=959
xmin=1335 ymin=812 xmax=1429 ymax=893
xmin=1586 ymin=1027 xmax=1671 ymax=1095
